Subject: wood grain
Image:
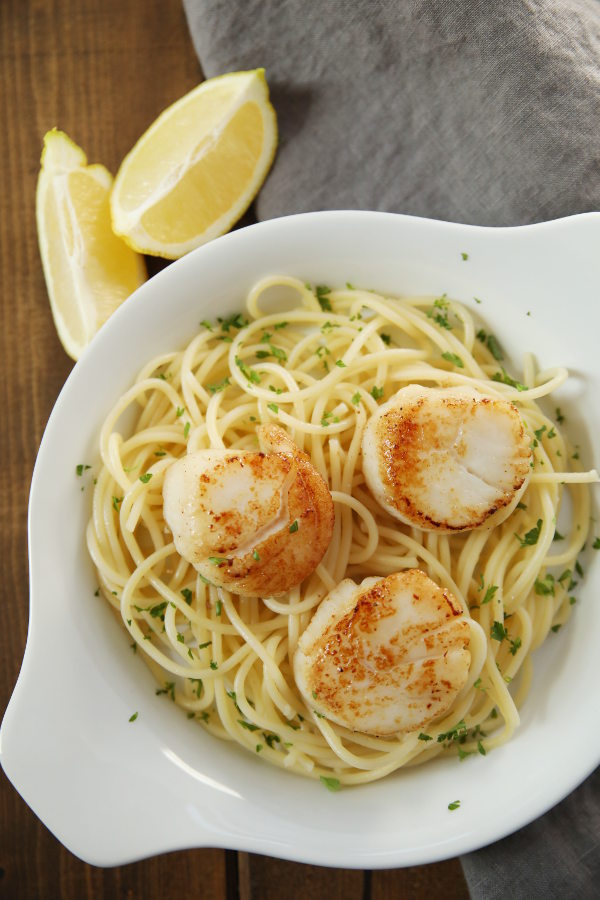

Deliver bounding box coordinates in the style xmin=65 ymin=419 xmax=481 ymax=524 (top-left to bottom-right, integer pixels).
xmin=0 ymin=2 xmax=469 ymax=897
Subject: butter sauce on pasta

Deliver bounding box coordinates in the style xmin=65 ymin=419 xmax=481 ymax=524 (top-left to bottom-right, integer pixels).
xmin=86 ymin=276 xmax=598 ymax=785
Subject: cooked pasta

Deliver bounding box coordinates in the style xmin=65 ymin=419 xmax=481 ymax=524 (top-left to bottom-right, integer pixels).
xmin=86 ymin=276 xmax=598 ymax=786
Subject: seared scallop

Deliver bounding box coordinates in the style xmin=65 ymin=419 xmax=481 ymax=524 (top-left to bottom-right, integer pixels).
xmin=294 ymin=569 xmax=471 ymax=735
xmin=361 ymin=384 xmax=532 ymax=532
xmin=162 ymin=424 xmax=335 ymax=597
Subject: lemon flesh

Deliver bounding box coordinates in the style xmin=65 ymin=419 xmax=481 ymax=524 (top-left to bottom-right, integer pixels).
xmin=110 ymin=69 xmax=277 ymax=259
xmin=36 ymin=129 xmax=147 ymax=361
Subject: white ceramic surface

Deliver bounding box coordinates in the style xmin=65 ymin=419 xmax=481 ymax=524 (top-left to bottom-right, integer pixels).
xmin=2 ymin=211 xmax=599 ymax=868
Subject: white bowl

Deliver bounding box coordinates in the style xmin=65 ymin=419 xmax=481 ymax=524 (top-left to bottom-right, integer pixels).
xmin=2 ymin=211 xmax=599 ymax=868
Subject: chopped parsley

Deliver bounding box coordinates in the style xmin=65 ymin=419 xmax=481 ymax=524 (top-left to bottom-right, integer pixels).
xmin=76 ymin=464 xmax=91 ymax=476
xmin=491 ymin=367 xmax=527 ymax=391
xmin=491 ymin=621 xmax=508 ymax=642
xmin=441 ymin=351 xmax=464 ymax=368
xmin=380 ymin=333 xmax=391 ymax=345
xmin=461 ymin=252 xmax=469 ymax=261
xmin=426 ymin=302 xmax=452 ymax=330
xmin=593 ymin=537 xmax=600 ymax=550
xmin=218 ymin=312 xmax=247 ymax=332
xmin=208 ymin=377 xmax=230 ymax=394
xmin=235 ymin=356 xmax=261 ymax=384
xmin=437 ymin=720 xmax=468 ymax=744
xmin=289 ymin=520 xmax=299 ymax=533
xmin=534 ymin=574 xmax=555 ymax=596
xmin=156 ymin=681 xmax=175 ymax=701
xmin=208 ymin=556 xmax=228 ymax=566
xmin=252 ymin=549 xmax=260 ymax=561
xmin=238 ymin=719 xmax=260 ymax=732
xmin=181 ymin=588 xmax=193 ymax=605
xmin=190 ymin=678 xmax=203 ymax=697
xmin=370 ymin=385 xmax=384 ymax=400
xmin=476 ymin=331 xmax=504 ymax=361
xmin=351 ymin=391 xmax=361 ymax=405
xmin=335 ymin=359 xmax=346 ymax=368
xmin=269 ymin=344 xmax=287 ymax=361
xmin=515 ymin=519 xmax=542 ymax=547
xmin=129 ymin=712 xmax=138 ymax=722
xmin=509 ymin=636 xmax=522 ymax=656
xmin=448 ymin=800 xmax=461 ymax=811
xmin=267 ymin=402 xmax=279 ymax=414
xmin=320 ymin=410 xmax=339 ymax=427
xmin=481 ymin=584 xmax=499 ymax=605
xmin=418 ymin=733 xmax=433 ymax=742
xmin=263 ymin=732 xmax=281 ymax=749
xmin=315 ymin=285 xmax=332 ymax=311
xmin=139 ymin=473 xmax=153 ymax=483
xmin=183 ymin=422 xmax=191 ymax=438
xmin=320 ymin=776 xmax=341 ymax=792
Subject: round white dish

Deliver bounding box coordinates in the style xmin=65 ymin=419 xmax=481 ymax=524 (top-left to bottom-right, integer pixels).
xmin=2 ymin=210 xmax=599 ymax=868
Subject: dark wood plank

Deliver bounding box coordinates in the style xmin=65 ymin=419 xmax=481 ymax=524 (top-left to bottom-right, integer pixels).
xmin=0 ymin=2 xmax=470 ymax=898
xmin=0 ymin=2 xmax=225 ymax=898
xmin=370 ymin=860 xmax=469 ymax=899
xmin=238 ymin=852 xmax=365 ymax=900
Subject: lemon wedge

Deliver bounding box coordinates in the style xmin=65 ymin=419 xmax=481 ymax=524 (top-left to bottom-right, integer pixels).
xmin=36 ymin=129 xmax=147 ymax=361
xmin=110 ymin=69 xmax=277 ymax=259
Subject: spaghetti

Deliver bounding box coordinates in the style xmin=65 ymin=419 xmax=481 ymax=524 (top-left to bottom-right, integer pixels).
xmin=86 ymin=276 xmax=597 ymax=785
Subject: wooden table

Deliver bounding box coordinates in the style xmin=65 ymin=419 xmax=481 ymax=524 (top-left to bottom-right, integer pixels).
xmin=0 ymin=2 xmax=470 ymax=896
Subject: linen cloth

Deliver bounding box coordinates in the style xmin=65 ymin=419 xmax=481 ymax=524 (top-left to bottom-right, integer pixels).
xmin=182 ymin=1 xmax=600 ymax=896
xmin=183 ymin=0 xmax=599 ymax=225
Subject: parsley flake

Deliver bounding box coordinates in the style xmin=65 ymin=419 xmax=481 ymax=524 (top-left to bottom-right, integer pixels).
xmin=492 ymin=367 xmax=527 ymax=391
xmin=535 ymin=574 xmax=555 ymax=596
xmin=235 ymin=356 xmax=261 ymax=384
xmin=315 ymin=285 xmax=332 ymax=311
xmin=320 ymin=776 xmax=341 ymax=792
xmin=515 ymin=519 xmax=543 ymax=547
xmin=441 ymin=351 xmax=464 ymax=368
xmin=208 ymin=377 xmax=230 ymax=394
xmin=491 ymin=621 xmax=508 ymax=642
xmin=238 ymin=719 xmax=260 ymax=732
xmin=481 ymin=584 xmax=499 ymax=605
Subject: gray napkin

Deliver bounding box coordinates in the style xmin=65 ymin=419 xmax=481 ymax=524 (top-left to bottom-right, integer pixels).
xmin=183 ymin=0 xmax=600 ymax=226
xmin=182 ymin=1 xmax=600 ymax=895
